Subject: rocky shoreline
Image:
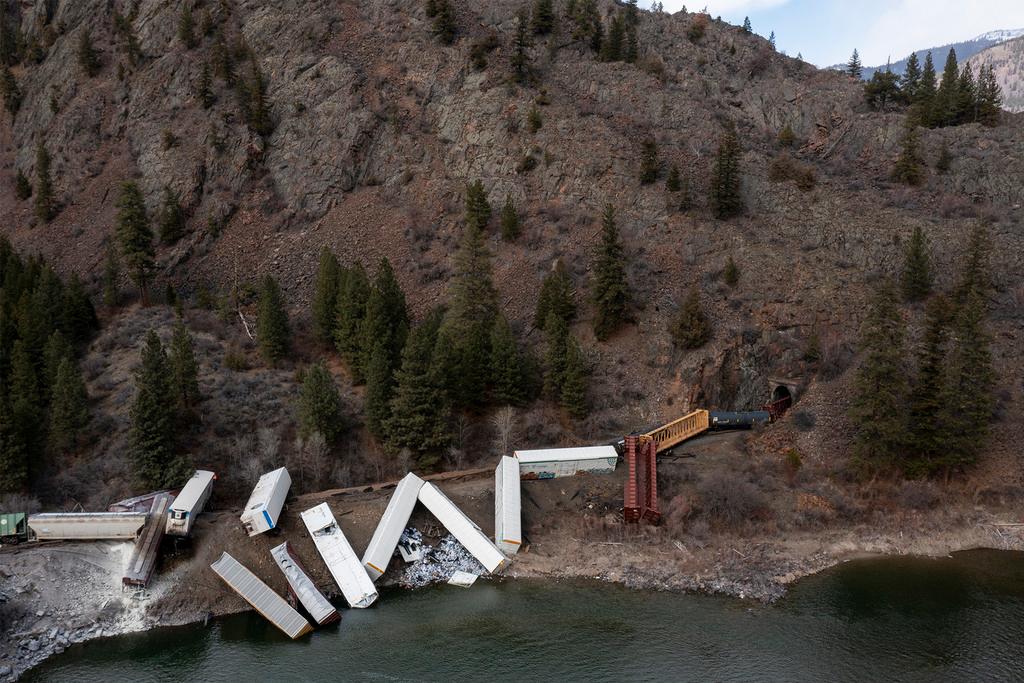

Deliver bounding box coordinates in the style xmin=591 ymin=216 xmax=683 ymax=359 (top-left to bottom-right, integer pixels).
xmin=5 ymin=517 xmax=1022 ymax=681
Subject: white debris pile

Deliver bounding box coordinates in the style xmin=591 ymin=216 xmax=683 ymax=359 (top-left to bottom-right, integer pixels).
xmin=398 ymin=534 xmax=486 ymax=588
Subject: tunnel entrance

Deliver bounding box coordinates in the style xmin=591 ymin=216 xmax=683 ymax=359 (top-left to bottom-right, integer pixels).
xmin=764 ymin=384 xmax=793 ymax=420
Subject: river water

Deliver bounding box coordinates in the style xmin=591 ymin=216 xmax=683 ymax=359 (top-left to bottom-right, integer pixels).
xmin=27 ymin=549 xmax=1024 ymax=682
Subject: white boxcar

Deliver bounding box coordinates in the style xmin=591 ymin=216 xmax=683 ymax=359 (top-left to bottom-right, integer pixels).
xmin=361 ymin=472 xmax=425 ymax=580
xmin=514 ymin=445 xmax=618 ymax=479
xmin=166 ymin=470 xmax=215 ymax=537
xmin=301 ymin=503 xmax=378 ymax=609
xmin=270 ymin=542 xmax=339 ymax=626
xmin=417 ymin=483 xmax=507 ymax=574
xmin=494 ymin=456 xmax=522 ymax=555
xmin=209 ymin=552 xmax=312 ymax=640
xmin=28 ymin=512 xmax=147 ymax=540
xmin=240 ymin=467 xmax=291 ymax=537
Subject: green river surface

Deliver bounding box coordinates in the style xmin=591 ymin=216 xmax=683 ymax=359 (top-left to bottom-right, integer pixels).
xmin=26 ymin=549 xmax=1024 ymax=682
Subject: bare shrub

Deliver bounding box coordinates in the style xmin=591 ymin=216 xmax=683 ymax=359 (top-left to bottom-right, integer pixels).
xmin=898 ymin=480 xmax=940 ymax=510
xmin=290 ymin=432 xmax=330 ymax=493
xmin=747 ymin=48 xmax=772 ymax=77
xmin=491 ymin=406 xmax=518 ymax=456
xmin=769 ymin=154 xmax=816 ymax=190
xmin=663 ymin=494 xmax=694 ymax=536
xmin=697 ymin=470 xmax=768 ymax=528
xmin=792 ymin=411 xmax=816 ymax=431
xmin=0 ymin=493 xmax=42 ymax=514
xmin=817 ymin=326 xmax=853 ymax=380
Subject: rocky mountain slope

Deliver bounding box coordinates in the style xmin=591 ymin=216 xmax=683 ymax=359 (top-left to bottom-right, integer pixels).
xmin=969 ymin=36 xmax=1024 ymax=113
xmin=0 ymin=0 xmax=1022 ymax=507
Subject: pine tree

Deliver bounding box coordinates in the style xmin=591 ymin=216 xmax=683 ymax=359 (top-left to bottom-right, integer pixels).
xmin=954 ymin=223 xmax=991 ymax=310
xmin=864 ymin=66 xmax=901 ymax=110
xmin=130 ymin=330 xmax=177 ymax=488
xmin=678 ymin=172 xmax=693 ymax=211
xmin=591 ymin=204 xmax=630 ymax=341
xmin=441 ymin=220 xmax=498 ymax=407
xmin=849 ymin=282 xmax=908 ymax=474
xmin=742 ymin=16 xmax=752 ymax=34
xmin=61 ymin=274 xmax=97 ymax=345
xmin=915 ymin=52 xmax=938 ymax=126
xmin=901 ymin=52 xmax=922 ymax=102
xmin=363 ymin=339 xmax=395 ymax=439
xmin=48 ymin=356 xmax=89 ymax=453
xmin=943 ymin=289 xmax=995 ymax=471
xmin=666 ymin=165 xmax=681 ymax=192
xmin=935 ymin=48 xmax=960 ymax=127
xmin=197 ymin=62 xmax=214 ymax=108
xmin=669 ymin=288 xmax=710 ymax=349
xmin=34 ymin=142 xmax=55 ymax=223
xmin=723 ymin=255 xmax=739 ymax=287
xmin=385 ymin=312 xmax=450 ymax=463
xmin=639 ymin=137 xmax=659 ymax=185
xmin=956 ymin=63 xmax=977 ymax=124
xmin=900 ymin=226 xmax=931 ymax=302
xmin=102 ymin=243 xmax=120 ymax=308
xmin=976 ymin=63 xmax=1002 ymax=126
xmin=169 ymin=320 xmax=200 ymax=417
xmin=77 ymin=29 xmax=101 ymax=77
xmin=465 ymin=180 xmax=491 ymax=232
xmin=906 ymin=295 xmax=951 ymax=477
xmin=432 ymin=0 xmax=456 ymax=45
xmin=892 ymin=121 xmax=924 ymax=186
xmin=846 ymin=49 xmax=862 ymax=79
xmin=511 ymin=11 xmax=531 ymax=83
xmin=601 ymin=14 xmax=624 ymax=61
xmin=312 ymin=248 xmax=341 ymax=345
xmin=489 ymin=314 xmax=526 ymax=406
xmin=178 ymin=4 xmax=197 ymax=49
xmin=560 ymin=335 xmax=587 ymax=419
xmin=768 ymin=31 xmax=776 ymax=49
xmin=711 ymin=126 xmax=743 ymax=219
xmin=0 ymin=398 xmax=27 ymax=492
xmin=532 ymin=0 xmax=555 ymax=35
xmin=0 ymin=65 xmax=19 ymax=116
xmin=500 ymin=194 xmax=520 ymax=241
xmin=240 ymin=56 xmax=273 ymax=136
xmin=257 ymin=274 xmax=290 ymax=364
xmin=542 ymin=311 xmax=569 ymax=399
xmin=115 ymin=182 xmax=154 ymax=303
xmin=9 ymin=341 xmax=43 ymax=478
xmin=534 ymin=259 xmax=576 ymax=330
xmin=14 ymin=169 xmax=31 ymax=200
xmin=334 ymin=262 xmax=370 ymax=380
xmin=298 ymin=361 xmax=345 ymax=442
xmin=43 ymin=330 xmax=73 ymax=396
xmin=359 ymin=258 xmax=409 ymax=388
xmin=158 ymin=187 xmax=185 ymax=244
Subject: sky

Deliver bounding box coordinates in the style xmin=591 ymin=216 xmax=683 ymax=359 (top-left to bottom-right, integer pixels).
xmin=657 ymin=0 xmax=1024 ymax=67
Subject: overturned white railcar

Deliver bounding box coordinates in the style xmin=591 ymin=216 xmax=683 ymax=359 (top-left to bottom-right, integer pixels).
xmin=209 ymin=552 xmax=312 ymax=640
xmin=301 ymin=503 xmax=378 ymax=609
xmin=240 ymin=467 xmax=290 ymax=537
xmin=361 ymin=472 xmax=425 ymax=580
xmin=417 ymin=482 xmax=507 ymax=574
xmin=166 ymin=470 xmax=215 ymax=537
xmin=494 ymin=456 xmax=522 ymax=555
xmin=270 ymin=541 xmax=340 ymax=626
xmin=514 ymin=445 xmax=618 ymax=479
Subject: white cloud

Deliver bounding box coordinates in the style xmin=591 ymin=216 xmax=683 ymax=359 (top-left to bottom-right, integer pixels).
xmin=859 ymin=0 xmax=1024 ymax=65
xmin=658 ymin=0 xmax=790 ymax=15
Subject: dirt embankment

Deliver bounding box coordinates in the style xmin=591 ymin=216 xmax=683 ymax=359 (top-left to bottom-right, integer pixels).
xmin=2 ymin=433 xmax=1023 ymax=681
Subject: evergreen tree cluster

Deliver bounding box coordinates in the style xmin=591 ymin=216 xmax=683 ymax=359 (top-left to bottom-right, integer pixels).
xmin=865 ymin=49 xmax=1002 ymax=127
xmin=850 ymin=224 xmax=996 ymax=478
xmin=565 ymin=0 xmax=638 ymax=62
xmin=711 ymin=126 xmax=743 ymax=219
xmin=0 ymin=239 xmax=99 ymax=493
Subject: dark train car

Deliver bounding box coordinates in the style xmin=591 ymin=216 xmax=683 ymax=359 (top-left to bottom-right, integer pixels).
xmin=708 ymin=411 xmax=771 ymax=430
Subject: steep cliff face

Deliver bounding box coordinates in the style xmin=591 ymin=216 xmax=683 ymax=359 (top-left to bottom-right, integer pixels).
xmin=1 ymin=0 xmax=1022 ymax=445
